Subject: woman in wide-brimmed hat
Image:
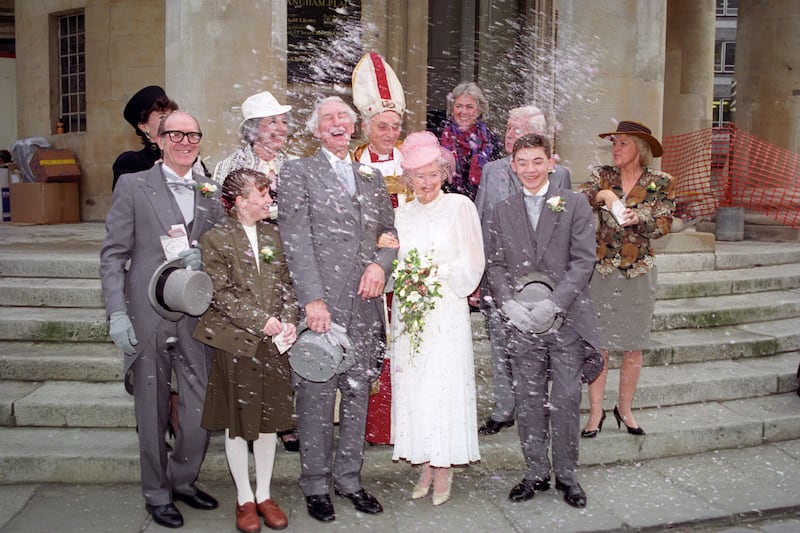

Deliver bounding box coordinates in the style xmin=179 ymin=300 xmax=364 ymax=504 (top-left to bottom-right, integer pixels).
xmin=382 ymin=131 xmax=485 ymax=506
xmin=579 ymin=120 xmax=675 ymax=438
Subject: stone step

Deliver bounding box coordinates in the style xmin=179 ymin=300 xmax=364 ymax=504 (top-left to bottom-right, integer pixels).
xmin=645 ymin=316 xmax=800 ymax=365
xmin=0 ymin=250 xmax=101 ymax=280
xmin=5 ymin=352 xmax=796 ymax=431
xmin=652 ymin=288 xmax=800 ymax=330
xmin=0 ymin=307 xmax=109 ymax=342
xmin=0 ymin=341 xmax=122 ymax=382
xmin=656 ymin=263 xmax=800 ymax=299
xmin=2 ymin=391 xmax=799 ymax=484
xmin=697 ymin=220 xmax=800 ymax=243
xmin=0 ymin=278 xmax=103 ymax=308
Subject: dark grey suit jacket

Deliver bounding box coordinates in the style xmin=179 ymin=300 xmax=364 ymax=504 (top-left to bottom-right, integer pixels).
xmin=485 ymin=186 xmax=600 ymax=351
xmin=278 ymin=150 xmax=396 ymax=356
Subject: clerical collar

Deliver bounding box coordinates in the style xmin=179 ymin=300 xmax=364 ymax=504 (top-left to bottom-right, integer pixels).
xmin=522 ymin=181 xmax=550 ymax=197
xmin=368 ymin=147 xmax=393 ymax=162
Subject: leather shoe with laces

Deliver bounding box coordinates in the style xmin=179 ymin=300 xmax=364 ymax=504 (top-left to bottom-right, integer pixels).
xmin=306 ymin=494 xmax=335 ymax=522
xmin=173 ymin=488 xmax=219 ymax=510
xmin=146 ymin=503 xmax=184 ymax=529
xmin=478 ymin=418 xmax=515 ymax=435
xmin=334 ymin=488 xmax=383 ymax=514
xmin=508 ymin=477 xmax=551 ymax=502
xmin=555 ymin=478 xmax=587 ymax=508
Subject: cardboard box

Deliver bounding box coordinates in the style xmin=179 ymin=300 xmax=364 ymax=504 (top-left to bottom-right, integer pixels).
xmin=10 ymin=182 xmax=80 ymax=224
xmin=29 ymin=148 xmax=81 ymax=182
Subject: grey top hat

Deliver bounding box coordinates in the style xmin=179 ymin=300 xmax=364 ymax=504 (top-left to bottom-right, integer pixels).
xmin=514 ymin=272 xmax=564 ymax=335
xmin=288 ymin=321 xmax=354 ymax=382
xmin=147 ymin=257 xmax=214 ymax=321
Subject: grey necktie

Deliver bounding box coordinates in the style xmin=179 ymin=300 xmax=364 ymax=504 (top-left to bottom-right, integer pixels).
xmin=524 ymin=195 xmax=545 ymax=231
xmin=335 ymin=160 xmax=356 ymax=196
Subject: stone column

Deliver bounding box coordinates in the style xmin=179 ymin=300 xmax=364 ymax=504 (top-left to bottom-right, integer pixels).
xmin=663 ymin=0 xmax=715 ymax=136
xmin=164 ymin=1 xmax=286 ymax=167
xmin=735 ymin=0 xmax=800 ymax=153
xmin=555 ymin=0 xmax=667 ymax=179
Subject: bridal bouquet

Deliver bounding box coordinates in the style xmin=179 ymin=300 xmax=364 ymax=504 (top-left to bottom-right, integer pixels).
xmin=392 ymin=248 xmax=442 ymax=357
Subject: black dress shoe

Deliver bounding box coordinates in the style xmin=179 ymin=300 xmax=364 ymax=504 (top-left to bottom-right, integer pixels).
xmin=306 ymin=494 xmax=335 ymax=522
xmin=173 ymin=488 xmax=219 ymax=510
xmin=508 ymin=477 xmax=550 ymax=502
xmin=334 ymin=488 xmax=384 ymax=514
xmin=555 ymin=479 xmax=587 ymax=508
xmin=277 ymin=429 xmax=300 ymax=452
xmin=478 ymin=418 xmax=515 ymax=435
xmin=146 ymin=503 xmax=184 ymax=529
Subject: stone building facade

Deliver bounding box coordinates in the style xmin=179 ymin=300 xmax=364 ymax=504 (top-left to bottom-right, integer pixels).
xmin=8 ymin=1 xmax=797 ymax=221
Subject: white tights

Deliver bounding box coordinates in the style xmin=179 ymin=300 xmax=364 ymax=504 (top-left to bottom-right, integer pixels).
xmin=224 ymin=429 xmax=277 ymax=506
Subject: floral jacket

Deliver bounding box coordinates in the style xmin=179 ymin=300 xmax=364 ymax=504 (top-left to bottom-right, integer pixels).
xmin=580 ymin=165 xmax=675 ymax=279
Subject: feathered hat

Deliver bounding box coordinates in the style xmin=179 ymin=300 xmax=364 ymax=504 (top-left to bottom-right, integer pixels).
xmin=352 ymin=52 xmax=406 ymax=119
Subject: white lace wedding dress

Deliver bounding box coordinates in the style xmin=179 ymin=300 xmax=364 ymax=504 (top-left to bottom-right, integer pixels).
xmin=390 ymin=192 xmax=485 ymax=467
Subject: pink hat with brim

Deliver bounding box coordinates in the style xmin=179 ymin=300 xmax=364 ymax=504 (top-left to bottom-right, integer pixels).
xmin=400 ymin=131 xmax=455 ymax=179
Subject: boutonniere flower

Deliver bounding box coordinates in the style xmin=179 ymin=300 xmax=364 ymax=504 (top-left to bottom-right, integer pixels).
xmin=646 ymin=181 xmax=657 ymax=192
xmin=547 ymin=196 xmax=566 ymax=213
xmin=358 ymin=164 xmax=375 ymax=180
xmin=197 ymin=182 xmax=217 ymax=197
xmin=260 ymin=246 xmax=275 ymax=264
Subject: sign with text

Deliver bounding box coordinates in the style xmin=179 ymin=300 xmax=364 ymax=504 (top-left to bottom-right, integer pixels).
xmin=287 ymin=0 xmax=362 ymax=85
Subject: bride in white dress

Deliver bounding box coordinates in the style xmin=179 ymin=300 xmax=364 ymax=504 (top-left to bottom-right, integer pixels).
xmin=384 ymin=132 xmax=485 ymax=506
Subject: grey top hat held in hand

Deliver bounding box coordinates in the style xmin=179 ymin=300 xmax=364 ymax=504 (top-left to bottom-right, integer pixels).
xmin=514 ymin=272 xmax=564 ymax=334
xmin=288 ymin=321 xmax=355 ymax=382
xmin=148 ymin=257 xmax=214 ymax=321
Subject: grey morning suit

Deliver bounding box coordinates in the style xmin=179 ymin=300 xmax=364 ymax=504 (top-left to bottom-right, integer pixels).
xmin=486 ymin=184 xmax=599 ymax=483
xmin=99 ymin=163 xmax=224 ymax=505
xmin=278 ymin=150 xmax=396 ymax=496
xmin=475 ymin=157 xmax=572 ymax=423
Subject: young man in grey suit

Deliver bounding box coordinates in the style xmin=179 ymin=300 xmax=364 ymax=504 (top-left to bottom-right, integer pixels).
xmin=100 ymin=111 xmax=223 ymax=528
xmin=475 ymin=105 xmax=572 ymax=436
xmin=486 ymin=133 xmax=600 ymax=509
xmin=278 ymin=96 xmax=397 ymax=523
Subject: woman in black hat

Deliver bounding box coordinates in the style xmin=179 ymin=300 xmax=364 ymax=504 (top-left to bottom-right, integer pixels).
xmin=112 ymin=85 xmax=178 ymax=189
xmin=579 ymin=120 xmax=675 ymax=438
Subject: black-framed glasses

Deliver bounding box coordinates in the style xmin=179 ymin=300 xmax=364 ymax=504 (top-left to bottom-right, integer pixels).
xmin=162 ymin=130 xmax=203 ymax=144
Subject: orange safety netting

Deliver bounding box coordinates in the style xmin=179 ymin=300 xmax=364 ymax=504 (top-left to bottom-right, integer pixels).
xmin=661 ymin=124 xmax=800 ymax=228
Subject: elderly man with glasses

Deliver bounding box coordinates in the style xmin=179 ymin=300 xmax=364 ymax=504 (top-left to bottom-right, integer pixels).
xmin=100 ymin=110 xmax=224 ymax=529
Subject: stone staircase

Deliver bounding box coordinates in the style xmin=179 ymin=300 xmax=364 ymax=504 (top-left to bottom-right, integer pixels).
xmin=1 ymin=223 xmax=800 ymax=484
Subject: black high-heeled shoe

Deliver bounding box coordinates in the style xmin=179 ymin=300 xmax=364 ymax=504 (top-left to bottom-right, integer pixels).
xmin=581 ymin=409 xmax=606 ymax=438
xmin=613 ymin=405 xmax=646 ymax=435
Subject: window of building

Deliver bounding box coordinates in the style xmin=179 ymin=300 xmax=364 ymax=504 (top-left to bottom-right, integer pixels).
xmin=714 ymin=41 xmax=736 ymax=73
xmin=712 ymin=99 xmax=733 ymax=127
xmin=716 ymin=0 xmax=738 ymax=16
xmin=56 ymin=11 xmax=86 ymax=133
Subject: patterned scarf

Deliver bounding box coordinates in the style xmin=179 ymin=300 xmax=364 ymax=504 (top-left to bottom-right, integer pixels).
xmin=440 ymin=118 xmax=497 ymax=191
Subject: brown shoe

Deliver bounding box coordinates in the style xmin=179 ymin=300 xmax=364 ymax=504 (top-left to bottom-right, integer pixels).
xmin=257 ymin=499 xmax=288 ymax=530
xmin=236 ymin=501 xmax=261 ymax=533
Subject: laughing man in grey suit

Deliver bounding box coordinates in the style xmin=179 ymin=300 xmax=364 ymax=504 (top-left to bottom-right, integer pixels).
xmin=475 ymin=105 xmax=572 ymax=436
xmin=100 ymin=111 xmax=223 ymax=529
xmin=278 ymin=96 xmax=397 ymax=523
xmin=486 ymin=133 xmax=600 ymax=509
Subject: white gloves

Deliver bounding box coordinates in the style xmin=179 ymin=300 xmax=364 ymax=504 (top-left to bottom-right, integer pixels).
xmin=502 ymin=299 xmax=561 ymax=334
xmin=109 ymin=311 xmax=138 ymax=354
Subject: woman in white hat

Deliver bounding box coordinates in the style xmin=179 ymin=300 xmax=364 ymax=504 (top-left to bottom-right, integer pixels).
xmin=213 ymin=91 xmax=295 ymax=220
xmin=386 ymin=132 xmax=485 ymax=506
xmin=579 ymin=120 xmax=675 ymax=438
